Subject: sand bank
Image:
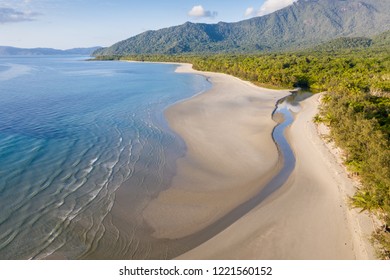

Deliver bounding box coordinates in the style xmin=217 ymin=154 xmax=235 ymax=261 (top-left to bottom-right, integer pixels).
xmin=178 ymin=93 xmax=375 ymax=259
xmin=142 ymin=64 xmax=290 ymax=239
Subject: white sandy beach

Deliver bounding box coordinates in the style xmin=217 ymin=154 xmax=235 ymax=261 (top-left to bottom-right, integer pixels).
xmin=141 ymin=63 xmax=375 ymax=259
xmin=142 ymin=64 xmax=289 ymax=239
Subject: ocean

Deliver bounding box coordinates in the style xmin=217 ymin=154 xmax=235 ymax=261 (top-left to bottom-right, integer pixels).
xmin=0 ymin=56 xmax=210 ymax=259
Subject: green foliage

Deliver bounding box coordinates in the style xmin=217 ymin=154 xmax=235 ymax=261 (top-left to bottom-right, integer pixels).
xmin=372 ymin=229 xmax=390 ymax=260
xmin=372 ymin=30 xmax=390 ymax=48
xmin=312 ymin=37 xmax=373 ymax=52
xmin=313 ymin=114 xmax=323 ymax=123
xmin=101 ymin=44 xmax=389 ymax=95
xmin=321 ymin=88 xmax=390 ymax=259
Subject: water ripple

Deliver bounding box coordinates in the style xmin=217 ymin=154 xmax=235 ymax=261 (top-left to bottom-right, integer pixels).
xmin=0 ymin=57 xmax=210 ymax=259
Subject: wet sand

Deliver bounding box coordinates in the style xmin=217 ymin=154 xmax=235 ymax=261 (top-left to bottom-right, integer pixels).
xmin=177 ymin=92 xmax=375 ymax=259
xmin=142 ymin=64 xmax=290 ymax=239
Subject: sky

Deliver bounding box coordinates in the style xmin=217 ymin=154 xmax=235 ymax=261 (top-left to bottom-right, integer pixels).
xmin=0 ymin=0 xmax=297 ymax=49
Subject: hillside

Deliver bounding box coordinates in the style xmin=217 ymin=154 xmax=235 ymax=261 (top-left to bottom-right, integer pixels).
xmin=94 ymin=0 xmax=390 ymax=56
xmin=372 ymin=30 xmax=390 ymax=47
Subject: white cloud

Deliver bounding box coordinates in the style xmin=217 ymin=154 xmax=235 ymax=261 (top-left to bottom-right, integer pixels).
xmin=258 ymin=0 xmax=297 ymax=16
xmin=0 ymin=0 xmax=34 ymax=7
xmin=0 ymin=7 xmax=39 ymax=23
xmin=244 ymin=7 xmax=255 ymax=18
xmin=188 ymin=5 xmax=217 ymax=19
xmin=0 ymin=0 xmax=41 ymax=23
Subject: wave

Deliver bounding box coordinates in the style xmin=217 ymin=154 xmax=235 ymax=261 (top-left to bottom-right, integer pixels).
xmin=0 ymin=63 xmax=32 ymax=81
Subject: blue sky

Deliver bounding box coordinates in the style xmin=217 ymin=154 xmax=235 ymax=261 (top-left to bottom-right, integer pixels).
xmin=0 ymin=0 xmax=297 ymax=49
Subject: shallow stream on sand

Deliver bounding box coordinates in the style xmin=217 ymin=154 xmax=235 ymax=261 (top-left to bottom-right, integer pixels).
xmin=161 ymin=90 xmax=314 ymax=259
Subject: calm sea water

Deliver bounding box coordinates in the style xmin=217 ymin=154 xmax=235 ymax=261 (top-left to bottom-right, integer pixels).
xmin=0 ymin=56 xmax=210 ymax=259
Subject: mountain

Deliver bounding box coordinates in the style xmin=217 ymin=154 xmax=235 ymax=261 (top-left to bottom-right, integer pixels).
xmin=0 ymin=46 xmax=101 ymax=56
xmin=94 ymin=0 xmax=390 ymax=56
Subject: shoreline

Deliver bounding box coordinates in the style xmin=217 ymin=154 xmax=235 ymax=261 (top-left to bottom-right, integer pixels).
xmin=112 ymin=61 xmax=375 ymax=259
xmin=176 ymin=88 xmax=375 ymax=259
xmin=142 ymin=63 xmax=290 ymax=240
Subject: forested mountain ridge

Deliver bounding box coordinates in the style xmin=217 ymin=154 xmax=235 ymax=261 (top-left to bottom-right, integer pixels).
xmin=94 ymin=0 xmax=390 ymax=56
xmin=372 ymin=30 xmax=390 ymax=47
xmin=310 ymin=30 xmax=390 ymax=52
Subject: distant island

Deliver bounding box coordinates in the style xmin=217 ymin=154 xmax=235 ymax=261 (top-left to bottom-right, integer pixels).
xmin=0 ymin=46 xmax=101 ymax=56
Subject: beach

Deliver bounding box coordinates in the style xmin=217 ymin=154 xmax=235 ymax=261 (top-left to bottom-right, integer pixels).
xmin=142 ymin=64 xmax=289 ymax=239
xmin=2 ymin=59 xmax=374 ymax=259
xmin=141 ymin=63 xmax=375 ymax=259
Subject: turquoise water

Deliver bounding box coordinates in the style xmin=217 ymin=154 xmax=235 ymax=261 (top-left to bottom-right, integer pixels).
xmin=0 ymin=56 xmax=210 ymax=259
